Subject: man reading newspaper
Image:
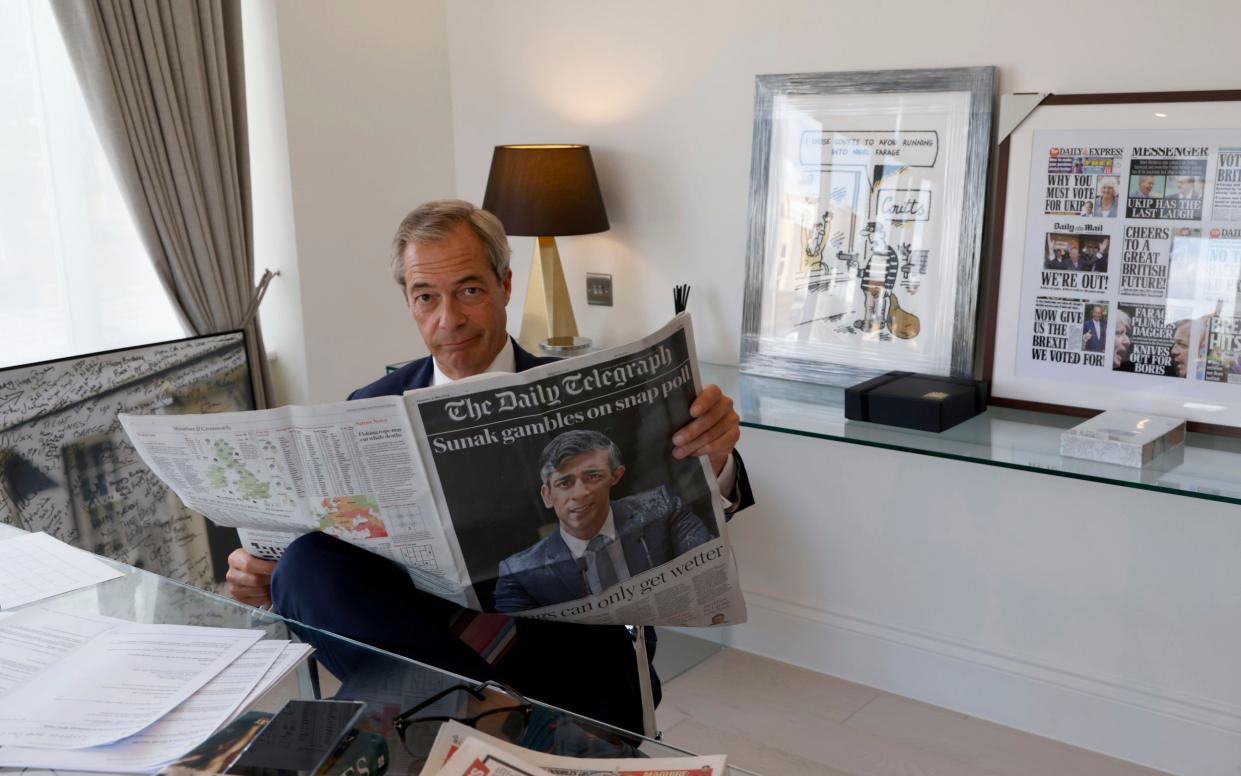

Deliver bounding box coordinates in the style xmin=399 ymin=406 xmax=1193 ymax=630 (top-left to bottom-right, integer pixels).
xmin=223 ymin=200 xmax=753 ymax=733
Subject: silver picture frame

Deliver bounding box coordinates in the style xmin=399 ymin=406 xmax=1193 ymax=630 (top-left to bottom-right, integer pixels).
xmin=740 ymin=67 xmax=995 ymax=386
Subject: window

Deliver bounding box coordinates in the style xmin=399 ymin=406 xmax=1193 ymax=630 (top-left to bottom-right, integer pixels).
xmin=0 ymin=0 xmax=185 ymax=369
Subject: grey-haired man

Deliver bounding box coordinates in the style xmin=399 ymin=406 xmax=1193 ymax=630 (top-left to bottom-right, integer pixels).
xmin=225 ymin=200 xmax=752 ymax=734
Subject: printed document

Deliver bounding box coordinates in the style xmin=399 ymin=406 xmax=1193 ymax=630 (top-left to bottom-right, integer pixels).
xmin=0 ymin=621 xmax=263 ymax=749
xmin=0 ymin=639 xmax=283 ymax=771
xmin=0 ymin=531 xmax=124 ymax=609
xmin=236 ymin=641 xmax=314 ymax=711
xmin=0 ymin=609 xmax=120 ymax=694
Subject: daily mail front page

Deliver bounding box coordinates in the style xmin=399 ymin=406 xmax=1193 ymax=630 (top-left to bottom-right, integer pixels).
xmin=120 ymin=315 xmax=745 ymax=627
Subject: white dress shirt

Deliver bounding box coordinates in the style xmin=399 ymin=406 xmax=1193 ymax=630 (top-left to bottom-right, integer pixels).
xmin=560 ymin=509 xmax=632 ymax=593
xmin=430 ymin=339 xmax=516 ymax=386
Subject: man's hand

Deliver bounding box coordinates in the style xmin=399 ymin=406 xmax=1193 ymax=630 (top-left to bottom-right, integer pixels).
xmin=226 ymin=548 xmax=275 ymax=608
xmin=672 ymin=384 xmax=740 ymax=476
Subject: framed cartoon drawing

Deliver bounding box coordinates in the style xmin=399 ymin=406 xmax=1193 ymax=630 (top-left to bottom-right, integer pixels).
xmin=984 ymin=89 xmax=1241 ymax=434
xmin=740 ymin=67 xmax=994 ymax=386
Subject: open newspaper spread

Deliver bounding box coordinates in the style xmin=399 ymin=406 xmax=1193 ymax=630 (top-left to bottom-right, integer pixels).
xmin=120 ymin=315 xmax=745 ymax=627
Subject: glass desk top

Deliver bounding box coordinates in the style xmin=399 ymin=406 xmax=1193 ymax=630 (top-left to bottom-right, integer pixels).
xmin=0 ymin=525 xmax=757 ymax=776
xmin=702 ymin=362 xmax=1241 ymax=506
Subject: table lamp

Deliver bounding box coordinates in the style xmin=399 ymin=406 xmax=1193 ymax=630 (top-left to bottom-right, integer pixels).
xmin=483 ymin=144 xmax=609 ymax=353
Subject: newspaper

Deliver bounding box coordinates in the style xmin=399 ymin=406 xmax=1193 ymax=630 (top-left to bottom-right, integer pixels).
xmin=432 ymin=737 xmax=557 ymax=776
xmin=1014 ymin=130 xmax=1241 ymax=391
xmin=120 ymin=314 xmax=745 ymax=627
xmin=421 ymin=721 xmax=726 ymax=776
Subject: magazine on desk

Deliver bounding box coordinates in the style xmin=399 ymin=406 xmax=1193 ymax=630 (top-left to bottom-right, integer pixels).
xmin=121 ymin=315 xmax=745 ymax=627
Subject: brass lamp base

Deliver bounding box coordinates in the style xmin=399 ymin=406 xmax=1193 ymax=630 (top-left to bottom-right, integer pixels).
xmin=519 ymin=236 xmax=588 ymax=352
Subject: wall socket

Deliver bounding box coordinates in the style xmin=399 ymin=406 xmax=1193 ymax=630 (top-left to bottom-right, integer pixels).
xmin=586 ymin=273 xmax=612 ymax=306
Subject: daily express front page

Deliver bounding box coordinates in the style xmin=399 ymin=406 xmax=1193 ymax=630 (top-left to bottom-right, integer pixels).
xmin=120 ymin=314 xmax=746 ymax=627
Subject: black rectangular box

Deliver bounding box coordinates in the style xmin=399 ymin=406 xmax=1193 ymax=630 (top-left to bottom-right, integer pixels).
xmin=844 ymin=371 xmax=989 ymax=432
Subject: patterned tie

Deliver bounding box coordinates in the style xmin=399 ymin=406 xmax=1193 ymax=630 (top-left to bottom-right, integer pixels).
xmin=586 ymin=535 xmax=619 ymax=594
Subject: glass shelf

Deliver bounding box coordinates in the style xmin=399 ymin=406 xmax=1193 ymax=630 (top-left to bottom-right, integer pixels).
xmin=700 ymin=363 xmax=1241 ymax=506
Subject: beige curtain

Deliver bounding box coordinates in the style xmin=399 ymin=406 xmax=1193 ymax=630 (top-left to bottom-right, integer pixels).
xmin=52 ymin=0 xmax=274 ymax=408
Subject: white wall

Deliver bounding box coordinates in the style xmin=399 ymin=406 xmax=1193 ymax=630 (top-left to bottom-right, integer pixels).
xmin=440 ymin=2 xmax=1241 ymax=773
xmin=446 ymin=0 xmax=1241 ymax=364
xmin=727 ymin=430 xmax=1241 ymax=774
xmin=259 ymin=0 xmax=457 ymax=405
xmin=242 ymin=0 xmax=307 ymax=407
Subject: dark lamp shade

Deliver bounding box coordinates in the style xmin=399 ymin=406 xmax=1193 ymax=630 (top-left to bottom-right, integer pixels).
xmin=482 ymin=145 xmax=609 ymax=237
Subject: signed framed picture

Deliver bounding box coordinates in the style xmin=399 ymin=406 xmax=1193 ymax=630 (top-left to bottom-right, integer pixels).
xmin=740 ymin=67 xmax=994 ymax=386
xmin=984 ymin=89 xmax=1241 ymax=433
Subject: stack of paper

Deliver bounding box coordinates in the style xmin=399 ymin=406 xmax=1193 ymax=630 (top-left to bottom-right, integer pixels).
xmin=0 ymin=608 xmax=312 ymax=772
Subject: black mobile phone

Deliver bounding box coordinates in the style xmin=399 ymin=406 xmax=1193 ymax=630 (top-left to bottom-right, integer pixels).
xmin=225 ymin=699 xmax=367 ymax=776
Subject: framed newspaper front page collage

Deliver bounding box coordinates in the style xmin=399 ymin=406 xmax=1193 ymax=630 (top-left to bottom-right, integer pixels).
xmin=985 ymin=91 xmax=1241 ymax=433
xmin=740 ymin=67 xmax=994 ymax=386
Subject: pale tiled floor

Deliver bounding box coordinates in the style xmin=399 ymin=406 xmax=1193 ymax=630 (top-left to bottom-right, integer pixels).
xmin=291 ymin=639 xmax=1167 ymax=775
xmin=656 ymin=647 xmax=1169 ymax=776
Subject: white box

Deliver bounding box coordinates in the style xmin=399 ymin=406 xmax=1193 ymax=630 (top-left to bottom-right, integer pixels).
xmin=1060 ymin=410 xmax=1186 ymax=468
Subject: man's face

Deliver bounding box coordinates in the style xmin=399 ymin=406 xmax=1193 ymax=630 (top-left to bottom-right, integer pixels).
xmin=1138 ymin=176 xmax=1155 ymax=196
xmin=1171 ymin=322 xmax=1191 ymax=377
xmin=403 ymin=223 xmax=512 ymax=380
xmin=1069 ymin=247 xmax=1080 ymax=262
xmin=1092 ymin=306 xmax=1103 ymax=321
xmin=540 ymin=449 xmax=624 ymax=541
xmin=1100 ymin=182 xmax=1116 ymax=199
xmin=1176 ymin=177 xmax=1194 ymax=197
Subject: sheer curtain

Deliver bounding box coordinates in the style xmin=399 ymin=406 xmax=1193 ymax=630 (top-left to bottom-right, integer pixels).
xmin=51 ymin=0 xmax=273 ymax=408
xmin=0 ymin=0 xmax=185 ymax=369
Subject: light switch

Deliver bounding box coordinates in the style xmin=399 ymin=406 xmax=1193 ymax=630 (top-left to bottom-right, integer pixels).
xmin=586 ymin=273 xmax=612 ymax=306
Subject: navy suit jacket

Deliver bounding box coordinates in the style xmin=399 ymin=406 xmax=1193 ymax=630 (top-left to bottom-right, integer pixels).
xmin=492 ymin=486 xmax=712 ymax=613
xmin=1083 ymin=320 xmax=1106 ymax=352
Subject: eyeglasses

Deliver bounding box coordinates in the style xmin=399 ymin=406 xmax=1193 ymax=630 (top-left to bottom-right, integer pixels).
xmin=392 ymin=680 xmax=533 ymax=759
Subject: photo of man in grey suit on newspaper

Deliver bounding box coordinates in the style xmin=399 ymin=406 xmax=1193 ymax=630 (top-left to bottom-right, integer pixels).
xmin=492 ymin=429 xmax=713 ymax=613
